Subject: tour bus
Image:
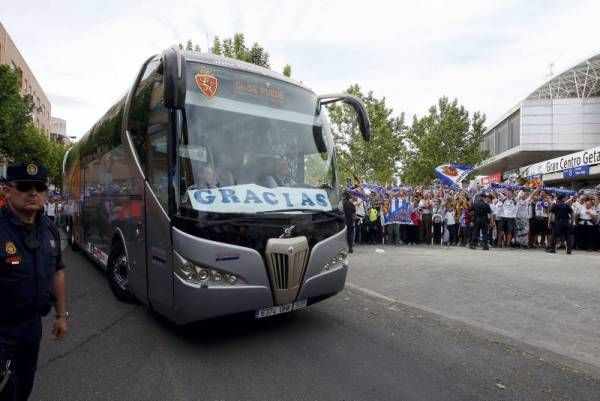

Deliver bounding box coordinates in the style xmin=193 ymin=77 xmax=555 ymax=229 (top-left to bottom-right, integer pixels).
xmin=62 ymin=47 xmax=370 ymax=324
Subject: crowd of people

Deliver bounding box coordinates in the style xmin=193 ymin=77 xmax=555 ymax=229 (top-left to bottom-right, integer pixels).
xmin=342 ymin=182 xmax=600 ymax=254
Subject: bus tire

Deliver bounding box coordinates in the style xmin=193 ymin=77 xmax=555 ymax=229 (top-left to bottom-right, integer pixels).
xmin=107 ymin=242 xmax=137 ymax=303
xmin=66 ymin=219 xmax=80 ymax=251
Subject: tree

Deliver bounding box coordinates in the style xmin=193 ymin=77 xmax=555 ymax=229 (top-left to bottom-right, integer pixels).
xmin=0 ymin=65 xmax=67 ymax=186
xmin=233 ymin=33 xmax=248 ymax=61
xmin=0 ymin=65 xmax=33 ymax=158
xmin=249 ymin=42 xmax=270 ymax=68
xmin=282 ymin=64 xmax=292 ymax=77
xmin=211 ymin=36 xmax=222 ymax=55
xmin=194 ymin=44 xmax=201 ymax=52
xmin=327 ymin=85 xmax=407 ymax=184
xmin=401 ymin=96 xmax=488 ymax=185
xmin=182 ymin=33 xmax=287 ymax=72
xmin=222 ymin=38 xmax=233 ymax=58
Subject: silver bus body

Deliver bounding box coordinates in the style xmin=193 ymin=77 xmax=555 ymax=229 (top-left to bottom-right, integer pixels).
xmin=62 ymin=48 xmax=370 ymax=324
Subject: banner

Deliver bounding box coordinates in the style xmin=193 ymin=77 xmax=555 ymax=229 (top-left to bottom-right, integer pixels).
xmin=481 ymin=173 xmax=501 ymax=185
xmin=434 ymin=164 xmax=474 ymax=187
xmin=187 ymin=184 xmax=332 ymax=213
xmin=489 ymin=182 xmax=576 ymax=196
xmin=384 ymin=199 xmax=413 ymax=224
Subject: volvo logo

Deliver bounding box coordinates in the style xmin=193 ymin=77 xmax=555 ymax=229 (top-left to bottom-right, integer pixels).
xmin=279 ymin=225 xmax=296 ymax=238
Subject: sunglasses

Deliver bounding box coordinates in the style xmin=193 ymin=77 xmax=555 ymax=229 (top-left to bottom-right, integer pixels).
xmin=10 ymin=181 xmax=49 ymax=193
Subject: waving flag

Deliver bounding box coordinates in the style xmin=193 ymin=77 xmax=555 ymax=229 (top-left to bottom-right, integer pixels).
xmin=434 ymin=164 xmax=474 ymax=187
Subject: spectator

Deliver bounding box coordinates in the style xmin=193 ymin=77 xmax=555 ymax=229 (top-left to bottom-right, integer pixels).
xmin=342 ymin=192 xmax=356 ymax=253
xmin=499 ymin=189 xmax=517 ymax=248
xmin=575 ymin=196 xmax=598 ymax=251
xmin=418 ymin=193 xmax=432 ymax=244
xmin=470 ymin=193 xmax=492 ymax=250
xmin=444 ymin=199 xmax=457 ymax=245
xmin=515 ymin=188 xmax=538 ymax=248
xmin=547 ymin=194 xmax=574 ymax=254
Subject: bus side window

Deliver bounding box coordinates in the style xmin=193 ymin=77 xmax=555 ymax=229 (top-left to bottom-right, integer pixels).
xmin=127 ymin=59 xmax=160 ymax=171
xmin=146 ymin=77 xmax=169 ymax=209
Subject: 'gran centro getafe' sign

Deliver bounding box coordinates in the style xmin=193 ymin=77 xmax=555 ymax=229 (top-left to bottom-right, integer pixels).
xmin=521 ymin=146 xmax=600 ymax=177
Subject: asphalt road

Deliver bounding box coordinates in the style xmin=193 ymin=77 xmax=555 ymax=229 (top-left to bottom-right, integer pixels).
xmin=32 ymin=247 xmax=600 ymax=401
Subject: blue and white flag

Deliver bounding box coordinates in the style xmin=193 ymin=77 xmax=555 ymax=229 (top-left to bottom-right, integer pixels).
xmin=434 ymin=164 xmax=475 ymax=187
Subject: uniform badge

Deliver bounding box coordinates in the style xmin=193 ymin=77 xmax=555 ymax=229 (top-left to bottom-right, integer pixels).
xmin=5 ymin=241 xmax=17 ymax=255
xmin=26 ymin=163 xmax=38 ymax=175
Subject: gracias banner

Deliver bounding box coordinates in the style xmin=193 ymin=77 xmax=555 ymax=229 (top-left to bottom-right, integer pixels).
xmin=434 ymin=164 xmax=474 ymax=187
xmin=187 ymin=184 xmax=332 ymax=213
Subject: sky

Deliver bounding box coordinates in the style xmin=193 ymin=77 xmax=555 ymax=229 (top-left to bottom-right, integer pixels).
xmin=3 ymin=0 xmax=600 ymax=138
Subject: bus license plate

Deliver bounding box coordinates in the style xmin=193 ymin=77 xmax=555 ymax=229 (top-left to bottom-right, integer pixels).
xmin=255 ymin=300 xmax=307 ymax=319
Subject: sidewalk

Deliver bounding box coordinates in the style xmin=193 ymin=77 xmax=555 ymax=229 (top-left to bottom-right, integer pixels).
xmin=346 ymin=244 xmax=600 ymax=374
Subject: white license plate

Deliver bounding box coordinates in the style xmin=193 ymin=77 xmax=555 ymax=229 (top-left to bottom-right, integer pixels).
xmin=255 ymin=300 xmax=307 ymax=319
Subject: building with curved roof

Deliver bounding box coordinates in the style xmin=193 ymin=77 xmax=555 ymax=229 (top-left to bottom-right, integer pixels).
xmin=477 ymin=52 xmax=600 ymax=186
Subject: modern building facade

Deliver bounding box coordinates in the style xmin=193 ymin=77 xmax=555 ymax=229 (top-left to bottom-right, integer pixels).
xmin=477 ymin=53 xmax=600 ymax=183
xmin=50 ymin=117 xmax=71 ymax=144
xmin=0 ymin=22 xmax=51 ymax=135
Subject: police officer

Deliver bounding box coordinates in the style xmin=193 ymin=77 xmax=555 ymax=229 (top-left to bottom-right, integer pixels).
xmin=0 ymin=162 xmax=68 ymax=401
xmin=470 ymin=192 xmax=492 ymax=250
xmin=546 ymin=193 xmax=574 ymax=254
xmin=342 ymin=192 xmax=356 ymax=253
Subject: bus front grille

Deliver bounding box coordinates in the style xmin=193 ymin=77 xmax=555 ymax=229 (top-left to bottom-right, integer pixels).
xmin=265 ymin=237 xmax=309 ymax=305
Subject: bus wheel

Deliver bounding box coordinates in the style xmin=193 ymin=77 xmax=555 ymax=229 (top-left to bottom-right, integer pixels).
xmin=107 ymin=242 xmax=137 ymax=303
xmin=67 ymin=220 xmax=80 ymax=251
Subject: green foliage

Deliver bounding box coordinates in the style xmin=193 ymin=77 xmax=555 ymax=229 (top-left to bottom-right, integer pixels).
xmin=0 ymin=65 xmax=33 ymax=157
xmin=233 ymin=33 xmax=248 ymax=61
xmin=186 ymin=39 xmax=193 ymax=51
xmin=327 ymin=85 xmax=407 ymax=184
xmin=401 ymin=96 xmax=488 ymax=185
xmin=211 ymin=36 xmax=222 ymax=55
xmin=206 ymin=33 xmax=276 ymax=70
xmin=0 ymin=64 xmax=67 ymax=186
xmin=282 ymin=64 xmax=292 ymax=77
xmin=222 ymin=38 xmax=233 ymax=57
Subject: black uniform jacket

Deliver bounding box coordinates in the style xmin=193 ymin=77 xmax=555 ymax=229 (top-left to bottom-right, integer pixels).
xmin=0 ymin=206 xmax=65 ymax=324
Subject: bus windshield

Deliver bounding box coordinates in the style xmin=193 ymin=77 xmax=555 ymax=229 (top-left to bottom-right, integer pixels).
xmin=178 ymin=62 xmax=339 ymax=216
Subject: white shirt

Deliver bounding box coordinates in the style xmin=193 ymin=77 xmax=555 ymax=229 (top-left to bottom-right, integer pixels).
xmin=534 ymin=200 xmax=549 ymax=218
xmin=501 ymin=198 xmax=517 ymax=218
xmin=444 ymin=210 xmax=456 ymax=225
xmin=516 ymin=199 xmax=532 ymax=219
xmin=579 ymin=206 xmax=597 ymax=224
xmin=46 ymin=203 xmax=56 ymax=217
xmin=494 ymin=200 xmax=504 ymax=217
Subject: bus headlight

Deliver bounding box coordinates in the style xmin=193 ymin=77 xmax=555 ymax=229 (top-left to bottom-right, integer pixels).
xmin=175 ymin=251 xmax=245 ymax=286
xmin=321 ymin=250 xmax=348 ymax=273
xmin=197 ymin=268 xmax=209 ymax=281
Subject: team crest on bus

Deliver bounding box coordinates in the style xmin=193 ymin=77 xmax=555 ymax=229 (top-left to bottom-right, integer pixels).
xmin=195 ymin=74 xmax=218 ymax=98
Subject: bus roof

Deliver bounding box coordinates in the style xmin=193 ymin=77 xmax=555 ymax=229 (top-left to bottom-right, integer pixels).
xmin=183 ymin=50 xmax=313 ymax=93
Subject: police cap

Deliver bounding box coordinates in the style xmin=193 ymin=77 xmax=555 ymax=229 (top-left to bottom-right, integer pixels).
xmin=6 ymin=162 xmax=48 ymax=183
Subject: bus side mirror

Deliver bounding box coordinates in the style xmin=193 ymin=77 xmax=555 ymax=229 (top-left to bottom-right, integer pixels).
xmin=317 ymin=94 xmax=371 ymax=142
xmin=162 ymin=47 xmax=187 ymax=109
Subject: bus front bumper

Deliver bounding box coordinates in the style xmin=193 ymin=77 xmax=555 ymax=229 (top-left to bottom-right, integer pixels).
xmin=171 ymin=263 xmax=348 ymax=325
